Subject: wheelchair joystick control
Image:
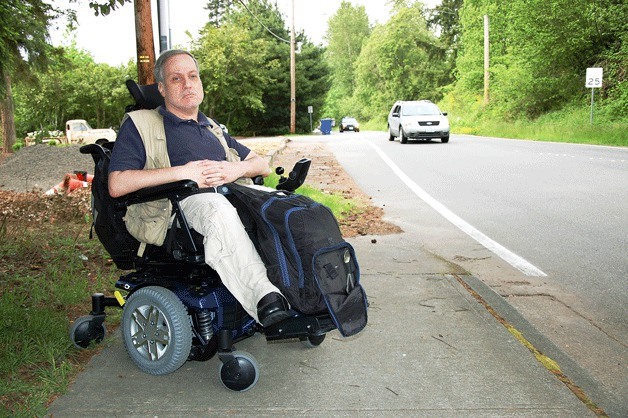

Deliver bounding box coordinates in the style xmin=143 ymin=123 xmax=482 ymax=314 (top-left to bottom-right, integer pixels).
xmin=276 ymin=159 xmax=311 ymax=192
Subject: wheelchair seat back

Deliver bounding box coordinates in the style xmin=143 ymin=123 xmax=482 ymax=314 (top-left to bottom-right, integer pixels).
xmin=125 ymin=79 xmax=164 ymax=111
xmin=80 ymin=143 xmax=140 ymax=270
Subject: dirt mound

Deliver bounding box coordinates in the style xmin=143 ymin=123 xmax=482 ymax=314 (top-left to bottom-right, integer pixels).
xmin=0 ymin=145 xmax=94 ymax=193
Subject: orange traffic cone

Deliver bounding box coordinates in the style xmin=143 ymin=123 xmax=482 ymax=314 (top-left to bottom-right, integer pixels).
xmin=44 ymin=172 xmax=93 ymax=195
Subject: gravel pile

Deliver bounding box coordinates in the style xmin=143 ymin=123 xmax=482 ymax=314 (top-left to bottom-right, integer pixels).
xmin=0 ymin=145 xmax=95 ymax=193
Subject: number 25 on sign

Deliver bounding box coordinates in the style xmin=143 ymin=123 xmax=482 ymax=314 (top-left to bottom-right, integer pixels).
xmin=586 ymin=67 xmax=603 ymax=88
xmin=586 ymin=68 xmax=603 ymax=124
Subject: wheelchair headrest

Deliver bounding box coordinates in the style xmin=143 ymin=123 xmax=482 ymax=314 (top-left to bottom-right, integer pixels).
xmin=125 ymin=79 xmax=164 ymax=110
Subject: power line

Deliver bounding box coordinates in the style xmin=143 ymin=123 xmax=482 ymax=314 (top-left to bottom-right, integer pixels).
xmin=236 ymin=0 xmax=290 ymax=43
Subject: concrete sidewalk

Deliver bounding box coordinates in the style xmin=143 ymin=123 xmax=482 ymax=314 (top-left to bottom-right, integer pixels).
xmin=47 ymin=233 xmax=592 ymax=417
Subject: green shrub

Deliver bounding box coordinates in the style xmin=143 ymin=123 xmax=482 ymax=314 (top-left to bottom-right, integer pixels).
xmin=11 ymin=140 xmax=25 ymax=151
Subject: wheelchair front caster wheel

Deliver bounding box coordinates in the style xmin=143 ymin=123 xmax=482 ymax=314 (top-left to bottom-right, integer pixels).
xmin=70 ymin=315 xmax=106 ymax=349
xmin=219 ymin=351 xmax=259 ymax=392
xmin=300 ymin=333 xmax=326 ymax=348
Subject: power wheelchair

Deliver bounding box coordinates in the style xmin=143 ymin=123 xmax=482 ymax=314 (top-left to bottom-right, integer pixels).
xmin=69 ymin=80 xmax=332 ymax=392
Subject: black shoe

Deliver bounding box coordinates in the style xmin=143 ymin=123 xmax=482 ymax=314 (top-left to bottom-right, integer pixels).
xmin=257 ymin=292 xmax=290 ymax=327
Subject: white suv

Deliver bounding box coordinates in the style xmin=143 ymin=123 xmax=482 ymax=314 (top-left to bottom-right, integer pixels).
xmin=387 ymin=100 xmax=450 ymax=143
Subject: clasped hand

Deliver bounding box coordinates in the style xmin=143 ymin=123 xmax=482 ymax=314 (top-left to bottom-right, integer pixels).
xmin=182 ymin=160 xmax=243 ymax=187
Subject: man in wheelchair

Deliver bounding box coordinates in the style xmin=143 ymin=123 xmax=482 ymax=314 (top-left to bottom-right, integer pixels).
xmin=72 ymin=49 xmax=366 ymax=391
xmin=108 ymin=49 xmax=289 ymax=328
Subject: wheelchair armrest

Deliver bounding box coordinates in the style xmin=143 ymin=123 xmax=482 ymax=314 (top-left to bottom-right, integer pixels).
xmin=115 ymin=180 xmax=200 ymax=208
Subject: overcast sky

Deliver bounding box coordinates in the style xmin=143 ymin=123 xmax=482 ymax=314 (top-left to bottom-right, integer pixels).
xmin=51 ymin=0 xmax=439 ymax=66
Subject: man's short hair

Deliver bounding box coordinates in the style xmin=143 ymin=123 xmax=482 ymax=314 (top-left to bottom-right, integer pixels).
xmin=154 ymin=50 xmax=200 ymax=84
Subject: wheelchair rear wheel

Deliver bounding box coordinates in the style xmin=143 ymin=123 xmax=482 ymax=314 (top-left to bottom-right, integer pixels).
xmin=122 ymin=286 xmax=192 ymax=375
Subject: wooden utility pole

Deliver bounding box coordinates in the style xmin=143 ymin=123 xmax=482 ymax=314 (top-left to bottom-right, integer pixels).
xmin=483 ymin=14 xmax=490 ymax=106
xmin=289 ymin=0 xmax=296 ymax=134
xmin=135 ymin=0 xmax=156 ymax=84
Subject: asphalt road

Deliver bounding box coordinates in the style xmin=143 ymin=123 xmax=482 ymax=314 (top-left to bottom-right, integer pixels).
xmin=323 ymin=131 xmax=627 ymax=410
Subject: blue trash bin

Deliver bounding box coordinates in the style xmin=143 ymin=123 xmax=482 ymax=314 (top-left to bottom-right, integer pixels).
xmin=320 ymin=118 xmax=333 ymax=135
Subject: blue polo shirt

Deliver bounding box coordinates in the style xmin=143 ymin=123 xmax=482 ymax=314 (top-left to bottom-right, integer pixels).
xmin=109 ymin=106 xmax=250 ymax=173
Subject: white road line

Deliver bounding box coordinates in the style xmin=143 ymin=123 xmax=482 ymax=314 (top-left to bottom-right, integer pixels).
xmin=368 ymin=142 xmax=547 ymax=277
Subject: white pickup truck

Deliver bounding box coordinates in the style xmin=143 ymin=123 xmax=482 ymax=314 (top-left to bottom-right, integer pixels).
xmin=25 ymin=119 xmax=116 ymax=146
xmin=65 ymin=119 xmax=116 ymax=145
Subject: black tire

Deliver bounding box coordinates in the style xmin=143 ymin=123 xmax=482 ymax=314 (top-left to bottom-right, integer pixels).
xmin=400 ymin=127 xmax=408 ymax=144
xmin=300 ymin=333 xmax=326 ymax=348
xmin=122 ymin=286 xmax=192 ymax=376
xmin=388 ymin=126 xmax=395 ymax=141
xmin=441 ymin=136 xmax=450 ymax=143
xmin=70 ymin=315 xmax=106 ymax=349
xmin=219 ymin=351 xmax=260 ymax=392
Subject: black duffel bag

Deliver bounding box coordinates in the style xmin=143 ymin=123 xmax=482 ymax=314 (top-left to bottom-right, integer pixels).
xmin=227 ymin=183 xmax=368 ymax=337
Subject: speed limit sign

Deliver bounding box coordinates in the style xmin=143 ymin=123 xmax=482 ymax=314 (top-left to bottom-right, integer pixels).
xmin=586 ymin=68 xmax=603 ymax=124
xmin=586 ymin=67 xmax=603 ymax=88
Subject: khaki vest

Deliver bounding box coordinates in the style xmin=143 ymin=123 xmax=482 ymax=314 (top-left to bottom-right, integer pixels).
xmin=123 ymin=110 xmax=172 ymax=247
xmin=122 ymin=109 xmax=250 ymax=247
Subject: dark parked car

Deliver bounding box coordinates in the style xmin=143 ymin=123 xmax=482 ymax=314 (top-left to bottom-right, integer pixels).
xmin=339 ymin=117 xmax=360 ymax=133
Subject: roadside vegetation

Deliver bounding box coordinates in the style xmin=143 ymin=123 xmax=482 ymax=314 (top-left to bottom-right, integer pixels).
xmin=0 ymin=191 xmax=116 ymax=417
xmin=454 ymin=109 xmax=627 ymax=147
xmin=325 ymin=0 xmax=626 ymax=147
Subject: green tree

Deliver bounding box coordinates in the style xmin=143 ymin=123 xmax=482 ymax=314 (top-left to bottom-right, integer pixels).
xmin=295 ymin=42 xmax=331 ymax=132
xmin=204 ymin=0 xmax=235 ymax=27
xmin=13 ymin=46 xmax=135 ymax=138
xmin=427 ymin=0 xmax=462 ymax=82
xmin=88 ymin=0 xmax=131 ymax=16
xmin=198 ymin=0 xmax=329 ymax=135
xmin=323 ymin=1 xmax=371 ymax=120
xmin=0 ymin=0 xmax=59 ymax=152
xmin=231 ymin=0 xmax=294 ymax=134
xmin=452 ymin=0 xmax=627 ymax=120
xmin=353 ymin=2 xmax=448 ymax=123
xmin=192 ymin=22 xmax=270 ymax=131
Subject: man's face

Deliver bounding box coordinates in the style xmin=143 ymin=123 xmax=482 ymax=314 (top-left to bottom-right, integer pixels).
xmin=158 ymin=54 xmax=204 ymax=118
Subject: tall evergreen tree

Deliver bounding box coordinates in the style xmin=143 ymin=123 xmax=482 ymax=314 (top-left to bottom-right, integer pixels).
xmin=0 ymin=0 xmax=59 ymax=152
xmin=427 ymin=0 xmax=462 ymax=83
xmin=204 ymin=0 xmax=235 ymax=27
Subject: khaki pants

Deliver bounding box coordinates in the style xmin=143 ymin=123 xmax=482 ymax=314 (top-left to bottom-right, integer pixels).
xmin=179 ymin=192 xmax=282 ymax=322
